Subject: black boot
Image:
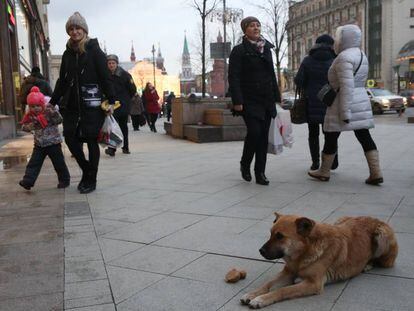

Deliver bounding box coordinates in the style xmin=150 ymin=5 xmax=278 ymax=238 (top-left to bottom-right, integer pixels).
xmin=77 ymin=167 xmax=88 ymax=190
xmin=310 ymin=160 xmax=320 ymax=171
xmin=240 ymin=164 xmax=252 ymax=182
xmin=105 ymin=148 xmax=116 ymax=157
xmin=19 ymin=180 xmax=32 ymax=190
xmin=255 ymin=173 xmax=269 ymax=185
xmin=309 ymin=137 xmax=320 ymax=171
xmin=331 ymin=154 xmax=339 ymax=170
xmin=79 ymin=169 xmax=97 ymax=194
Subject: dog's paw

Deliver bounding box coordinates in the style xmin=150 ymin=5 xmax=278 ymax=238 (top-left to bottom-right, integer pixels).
xmin=240 ymin=293 xmax=256 ymax=305
xmin=248 ymin=296 xmax=267 ymax=309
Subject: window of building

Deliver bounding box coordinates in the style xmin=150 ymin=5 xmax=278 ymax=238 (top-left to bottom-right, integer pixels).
xmin=15 ymin=0 xmax=31 ymax=75
xmin=410 ymin=8 xmax=414 ymax=17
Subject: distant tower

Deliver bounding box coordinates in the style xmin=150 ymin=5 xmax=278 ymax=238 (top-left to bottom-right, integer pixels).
xmin=209 ymin=30 xmax=227 ymax=97
xmin=130 ymin=41 xmax=136 ymax=63
xmin=217 ymin=30 xmax=223 ymax=43
xmin=179 ymin=32 xmax=196 ymax=95
xmin=156 ymin=44 xmax=167 ymax=75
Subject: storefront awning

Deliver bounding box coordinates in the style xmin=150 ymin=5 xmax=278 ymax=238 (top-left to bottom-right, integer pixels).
xmin=397 ymin=40 xmax=414 ymax=61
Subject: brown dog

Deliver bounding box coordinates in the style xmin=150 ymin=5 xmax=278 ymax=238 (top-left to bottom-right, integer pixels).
xmin=241 ymin=213 xmax=398 ymax=309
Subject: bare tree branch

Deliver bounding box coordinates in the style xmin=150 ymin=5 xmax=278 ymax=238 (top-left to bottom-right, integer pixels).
xmin=188 ymin=0 xmax=219 ymax=97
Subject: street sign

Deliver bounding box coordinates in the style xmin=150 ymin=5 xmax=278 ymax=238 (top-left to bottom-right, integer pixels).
xmin=367 ymin=79 xmax=375 ymax=88
xmin=210 ymin=42 xmax=231 ymax=59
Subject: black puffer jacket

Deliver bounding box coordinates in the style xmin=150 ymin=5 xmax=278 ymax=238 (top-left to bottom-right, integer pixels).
xmin=50 ymin=38 xmax=115 ymax=139
xmin=228 ymin=37 xmax=281 ymax=120
xmin=111 ymin=66 xmax=137 ymax=118
xmin=294 ymin=44 xmax=336 ymax=124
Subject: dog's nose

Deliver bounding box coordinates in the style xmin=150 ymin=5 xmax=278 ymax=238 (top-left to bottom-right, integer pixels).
xmin=259 ymin=247 xmax=266 ymax=257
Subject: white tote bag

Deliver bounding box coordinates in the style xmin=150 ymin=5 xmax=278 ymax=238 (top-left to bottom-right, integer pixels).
xmin=268 ymin=105 xmax=294 ymax=155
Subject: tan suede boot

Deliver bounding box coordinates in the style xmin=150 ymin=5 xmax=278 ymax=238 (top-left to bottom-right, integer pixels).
xmin=308 ymin=153 xmax=336 ymax=181
xmin=365 ymin=150 xmax=384 ymax=185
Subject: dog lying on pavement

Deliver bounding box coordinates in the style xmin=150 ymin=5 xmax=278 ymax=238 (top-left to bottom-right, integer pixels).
xmin=241 ymin=213 xmax=398 ymax=309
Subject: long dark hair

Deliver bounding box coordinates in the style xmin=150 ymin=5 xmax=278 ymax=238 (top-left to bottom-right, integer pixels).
xmin=144 ymin=82 xmax=153 ymax=93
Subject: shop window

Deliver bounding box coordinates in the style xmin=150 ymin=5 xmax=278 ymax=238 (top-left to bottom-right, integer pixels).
xmin=15 ymin=1 xmax=32 ymax=73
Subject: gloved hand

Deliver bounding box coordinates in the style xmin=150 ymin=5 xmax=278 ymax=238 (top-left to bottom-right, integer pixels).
xmin=231 ymin=104 xmax=243 ymax=117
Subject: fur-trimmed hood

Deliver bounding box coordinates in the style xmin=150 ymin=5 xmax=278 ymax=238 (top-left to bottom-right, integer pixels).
xmin=334 ymin=24 xmax=362 ymax=54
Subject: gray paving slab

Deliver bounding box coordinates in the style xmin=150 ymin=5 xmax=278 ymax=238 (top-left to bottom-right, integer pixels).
xmin=65 ymin=259 xmax=107 ymax=283
xmin=0 ymin=293 xmax=63 ymax=311
xmin=116 ymin=276 xmax=239 ymax=311
xmin=98 ymin=238 xmax=145 ymax=262
xmin=66 ymin=304 xmax=116 ymax=311
xmin=64 ymin=279 xmax=112 ymax=309
xmin=102 ymin=212 xmax=206 ymax=243
xmin=336 ymin=273 xmax=414 ymax=310
xmin=106 ymin=265 xmax=165 ymax=305
xmin=109 ymin=245 xmax=204 ymax=274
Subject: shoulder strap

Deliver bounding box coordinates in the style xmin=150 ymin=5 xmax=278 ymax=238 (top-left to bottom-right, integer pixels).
xmin=354 ymin=51 xmax=363 ymax=76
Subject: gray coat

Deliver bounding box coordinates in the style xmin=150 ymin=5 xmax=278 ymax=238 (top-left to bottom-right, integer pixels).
xmin=130 ymin=94 xmax=144 ymax=115
xmin=324 ymin=25 xmax=374 ymax=132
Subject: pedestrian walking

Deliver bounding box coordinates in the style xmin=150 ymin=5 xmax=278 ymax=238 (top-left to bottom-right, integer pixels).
xmin=19 ymin=87 xmax=70 ymax=190
xmin=166 ymin=91 xmax=175 ymax=122
xmin=20 ymin=66 xmax=53 ymax=113
xmin=228 ymin=16 xmax=281 ymax=185
xmin=105 ymin=54 xmax=137 ymax=156
xmin=143 ymin=82 xmax=161 ymax=132
xmin=309 ymin=24 xmax=383 ymax=185
xmin=294 ymin=34 xmax=338 ymax=171
xmin=49 ymin=12 xmax=115 ymax=194
xmin=130 ymin=92 xmax=145 ymax=131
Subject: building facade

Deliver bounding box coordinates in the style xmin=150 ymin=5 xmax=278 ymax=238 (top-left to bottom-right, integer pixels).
xmin=0 ymin=0 xmax=50 ymax=139
xmin=287 ymin=0 xmax=365 ymax=73
xmin=287 ymin=0 xmax=414 ymax=92
xmin=381 ymin=0 xmax=414 ymax=92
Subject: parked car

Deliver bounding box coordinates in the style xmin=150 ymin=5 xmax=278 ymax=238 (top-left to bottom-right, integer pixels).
xmin=187 ymin=92 xmax=211 ymax=98
xmin=367 ymin=88 xmax=407 ymax=114
xmin=400 ymin=89 xmax=414 ymax=107
xmin=281 ymin=92 xmax=295 ymax=110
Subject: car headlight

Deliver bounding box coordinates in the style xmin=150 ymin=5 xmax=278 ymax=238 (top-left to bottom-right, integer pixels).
xmin=381 ymin=99 xmax=390 ymax=105
xmin=403 ymin=98 xmax=407 ymax=105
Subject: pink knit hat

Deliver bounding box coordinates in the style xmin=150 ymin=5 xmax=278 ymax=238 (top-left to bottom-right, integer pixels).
xmin=26 ymin=86 xmax=45 ymax=106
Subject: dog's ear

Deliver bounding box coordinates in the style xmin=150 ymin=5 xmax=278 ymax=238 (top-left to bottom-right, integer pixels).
xmin=295 ymin=217 xmax=315 ymax=236
xmin=273 ymin=212 xmax=281 ymax=223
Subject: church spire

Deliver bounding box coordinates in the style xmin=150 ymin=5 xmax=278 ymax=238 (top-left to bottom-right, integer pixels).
xmin=183 ymin=32 xmax=190 ymax=55
xmin=130 ymin=40 xmax=136 ymax=62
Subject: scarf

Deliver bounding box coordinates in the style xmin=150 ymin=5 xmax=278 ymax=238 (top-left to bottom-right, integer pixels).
xmin=248 ymin=35 xmax=266 ymax=54
xmin=21 ymin=110 xmax=48 ymax=128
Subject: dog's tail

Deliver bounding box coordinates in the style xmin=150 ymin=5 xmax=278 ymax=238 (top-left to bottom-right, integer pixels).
xmin=372 ymin=222 xmax=398 ymax=268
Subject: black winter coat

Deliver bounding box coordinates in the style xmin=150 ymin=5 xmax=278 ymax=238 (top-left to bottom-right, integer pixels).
xmin=50 ymin=38 xmax=115 ymax=139
xmin=294 ymin=44 xmax=336 ymax=124
xmin=228 ymin=37 xmax=281 ymax=120
xmin=111 ymin=66 xmax=137 ymax=118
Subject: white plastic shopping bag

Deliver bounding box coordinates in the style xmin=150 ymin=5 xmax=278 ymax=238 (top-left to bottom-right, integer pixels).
xmin=97 ymin=115 xmax=124 ymax=148
xmin=268 ymin=105 xmax=294 ymax=155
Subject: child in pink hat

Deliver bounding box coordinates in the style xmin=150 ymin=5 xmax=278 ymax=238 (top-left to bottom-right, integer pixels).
xmin=19 ymin=86 xmax=70 ymax=190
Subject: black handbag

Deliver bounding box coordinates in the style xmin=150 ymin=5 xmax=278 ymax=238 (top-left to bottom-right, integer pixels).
xmin=138 ymin=114 xmax=146 ymax=126
xmin=290 ymin=87 xmax=307 ymax=124
xmin=318 ymin=51 xmax=363 ymax=107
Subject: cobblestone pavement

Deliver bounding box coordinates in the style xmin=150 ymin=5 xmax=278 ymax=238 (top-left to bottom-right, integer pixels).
xmin=1 ymin=114 xmax=413 ymax=311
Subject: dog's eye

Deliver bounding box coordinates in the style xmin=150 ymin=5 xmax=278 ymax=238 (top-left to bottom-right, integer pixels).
xmin=275 ymin=232 xmax=284 ymax=240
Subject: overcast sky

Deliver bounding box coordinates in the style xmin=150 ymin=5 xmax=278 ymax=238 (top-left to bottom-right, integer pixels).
xmin=48 ymin=0 xmax=267 ymax=76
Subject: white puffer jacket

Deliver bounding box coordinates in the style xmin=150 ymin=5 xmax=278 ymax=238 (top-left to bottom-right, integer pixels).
xmin=323 ymin=25 xmax=374 ymax=132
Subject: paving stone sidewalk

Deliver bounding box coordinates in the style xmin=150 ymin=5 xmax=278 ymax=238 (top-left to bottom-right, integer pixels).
xmin=1 ymin=114 xmax=414 ymax=311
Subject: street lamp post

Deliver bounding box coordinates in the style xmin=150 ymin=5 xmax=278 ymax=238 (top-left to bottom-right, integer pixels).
xmin=223 ymin=0 xmax=227 ymax=95
xmin=151 ymin=44 xmax=156 ymax=88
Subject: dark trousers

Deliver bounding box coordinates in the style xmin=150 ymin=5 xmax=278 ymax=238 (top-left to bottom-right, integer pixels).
xmin=241 ymin=113 xmax=272 ymax=174
xmin=65 ymin=135 xmax=100 ymax=183
xmin=308 ymin=123 xmax=327 ymax=163
xmin=149 ymin=113 xmax=158 ymax=130
xmin=131 ymin=114 xmax=140 ymax=130
xmin=113 ymin=114 xmax=129 ymax=150
xmin=166 ymin=106 xmax=172 ymax=122
xmin=323 ymin=129 xmax=377 ymax=155
xmin=22 ymin=144 xmax=70 ymax=186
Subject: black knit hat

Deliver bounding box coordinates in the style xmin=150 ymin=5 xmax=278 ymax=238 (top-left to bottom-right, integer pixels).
xmin=315 ymin=34 xmax=334 ymax=46
xmin=240 ymin=16 xmax=260 ymax=33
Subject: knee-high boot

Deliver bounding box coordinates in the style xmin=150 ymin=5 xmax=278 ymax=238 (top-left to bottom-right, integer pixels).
xmin=364 ymin=150 xmax=383 ymax=185
xmin=308 ymin=153 xmax=336 ymax=181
